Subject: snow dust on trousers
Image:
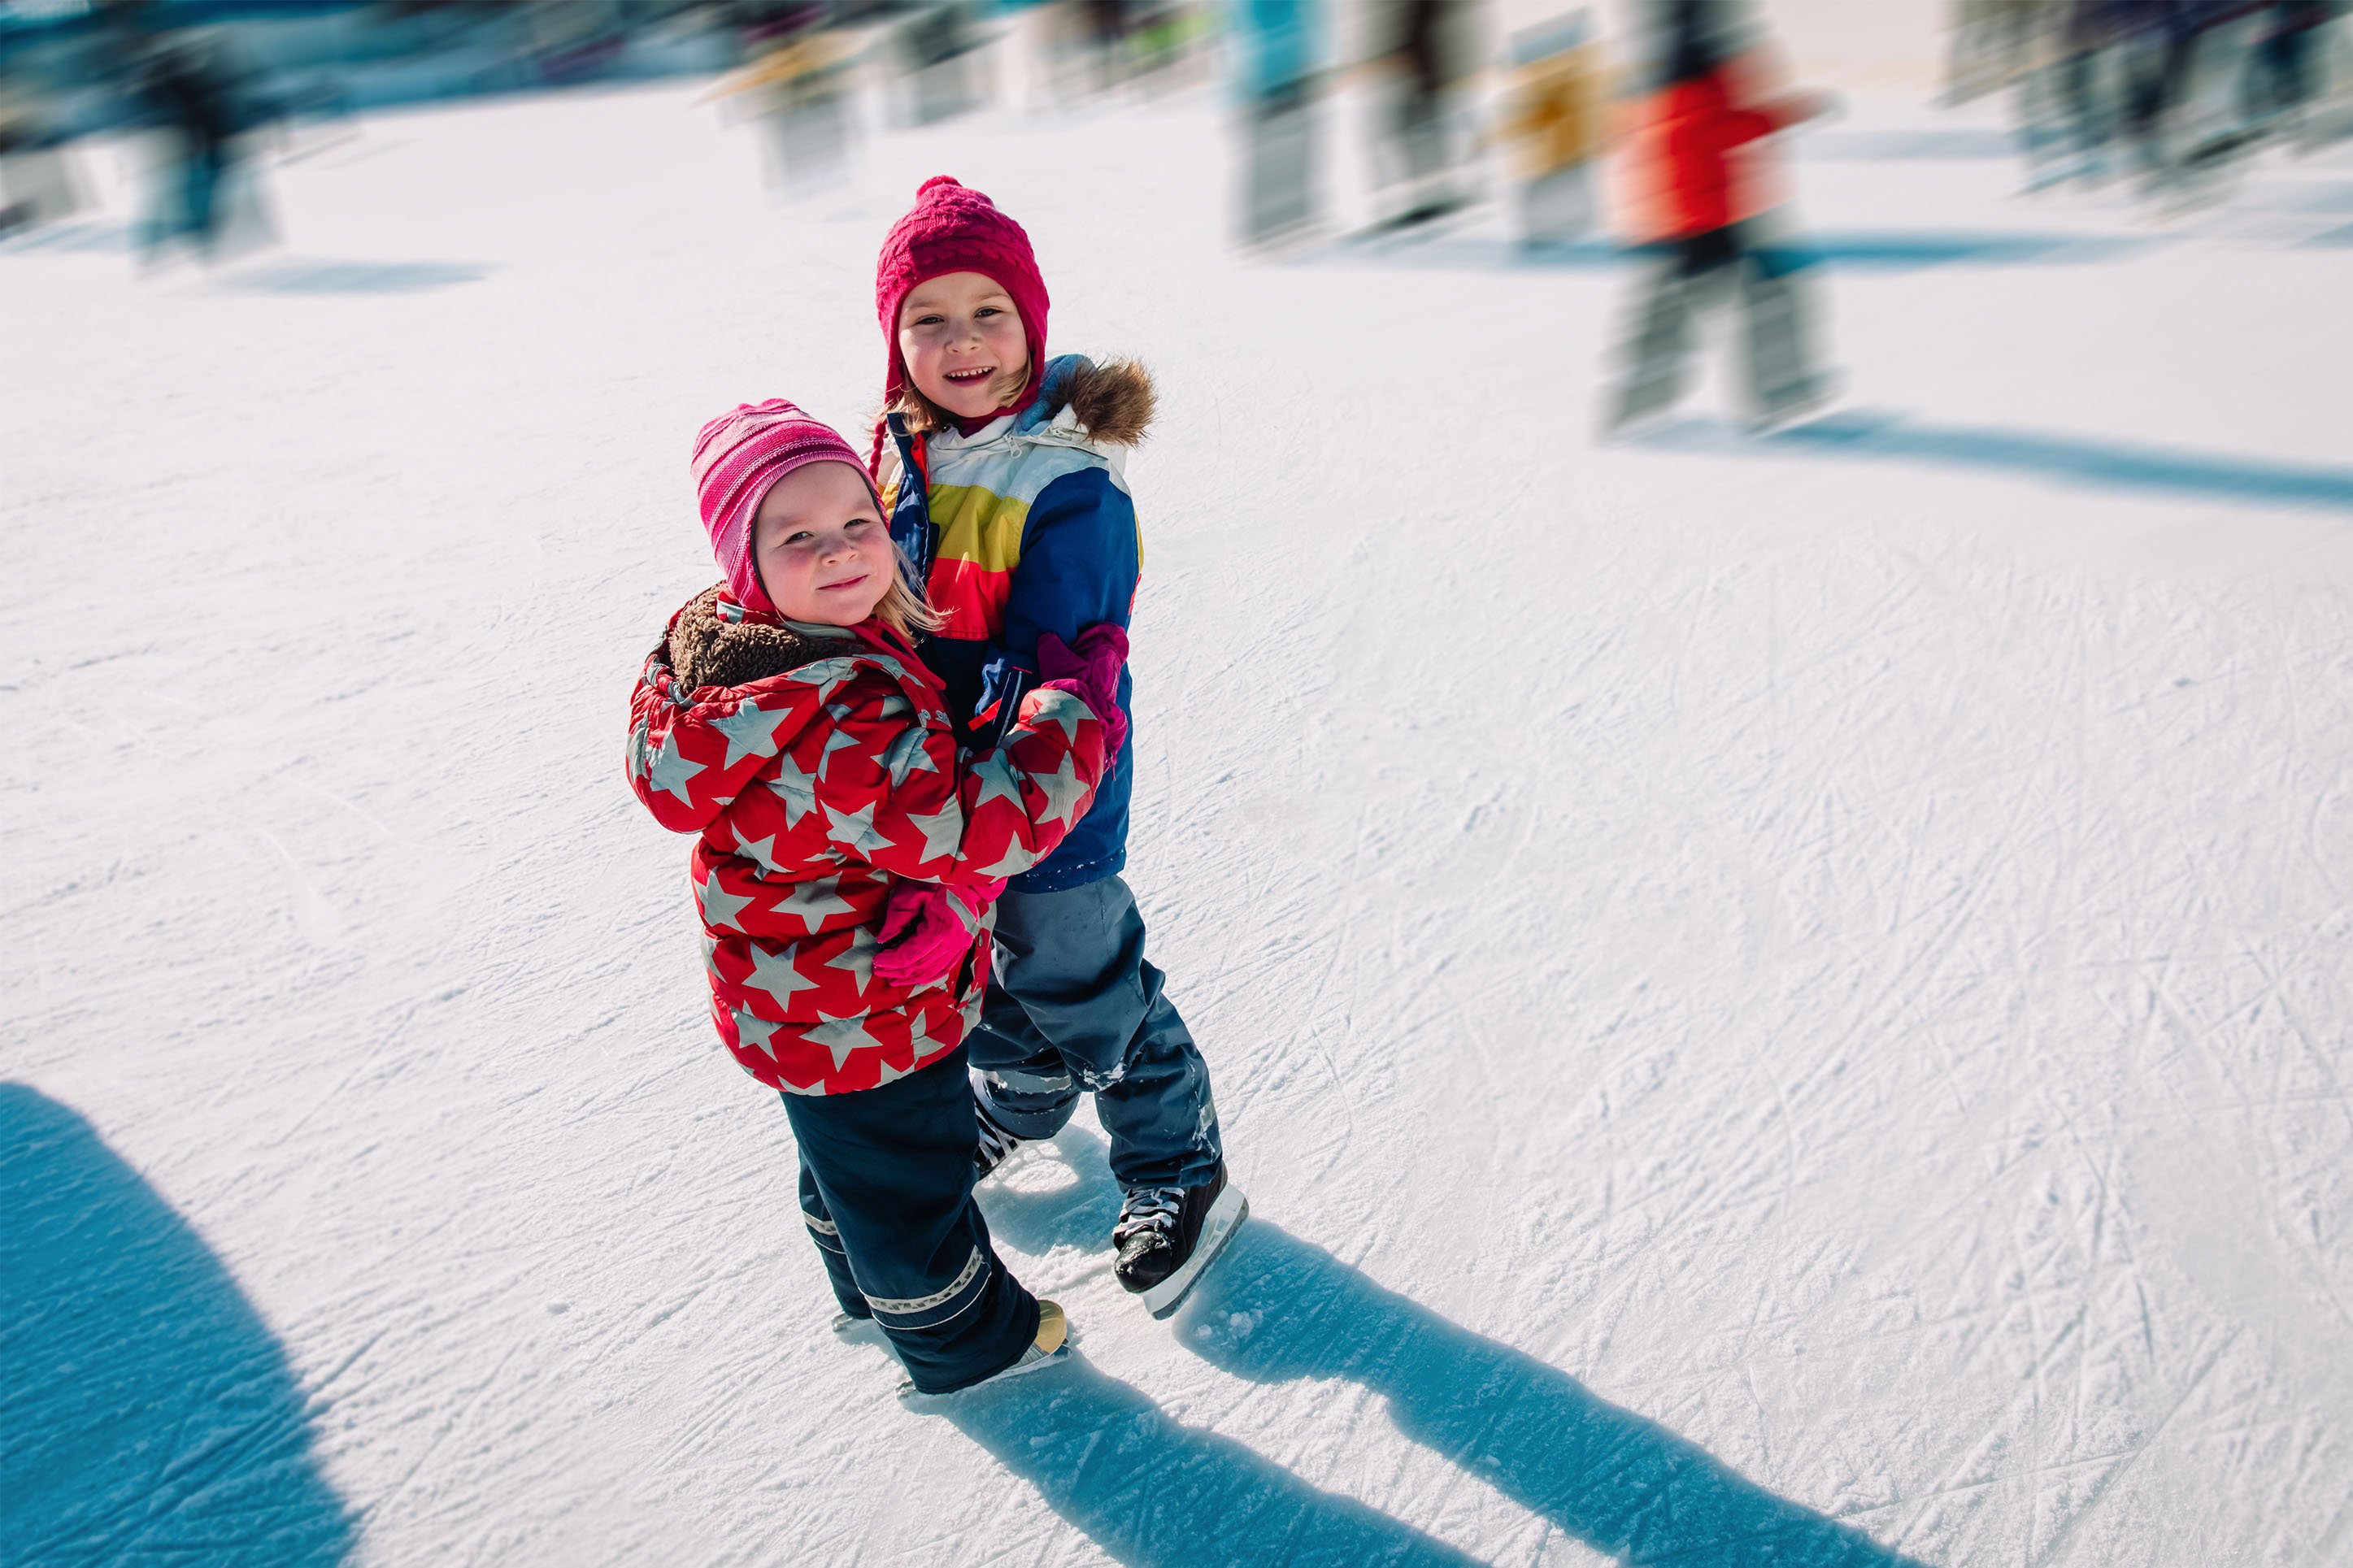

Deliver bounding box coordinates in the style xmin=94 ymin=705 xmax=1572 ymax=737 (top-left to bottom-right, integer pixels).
xmin=785 ymin=1046 xmax=1039 ymax=1394
xmin=968 ymin=876 xmax=1223 ymax=1192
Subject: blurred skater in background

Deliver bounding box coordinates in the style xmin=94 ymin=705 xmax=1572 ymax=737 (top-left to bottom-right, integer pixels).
xmin=1981 ymin=0 xmax=2352 ymax=199
xmin=0 ymin=68 xmax=81 ymax=239
xmin=1366 ymin=0 xmax=1481 ymax=232
xmin=131 ymin=35 xmax=272 ymax=267
xmin=1494 ymin=10 xmax=1608 ymax=251
xmin=1602 ymin=0 xmax=1833 ymax=438
xmin=1233 ymin=0 xmax=1324 ymax=248
xmin=711 ymin=4 xmax=859 ymax=196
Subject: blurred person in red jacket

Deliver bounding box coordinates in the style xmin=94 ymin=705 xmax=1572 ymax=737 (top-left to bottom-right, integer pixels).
xmin=1602 ymin=0 xmax=1834 ymax=437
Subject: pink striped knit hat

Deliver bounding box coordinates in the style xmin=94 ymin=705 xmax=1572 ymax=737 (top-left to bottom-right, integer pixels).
xmin=691 ymin=399 xmax=885 ymax=617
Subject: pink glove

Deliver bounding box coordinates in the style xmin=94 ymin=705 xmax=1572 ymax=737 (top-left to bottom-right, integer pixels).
xmin=1035 ymin=623 xmax=1129 ymax=758
xmin=872 ymin=878 xmax=1003 ymax=989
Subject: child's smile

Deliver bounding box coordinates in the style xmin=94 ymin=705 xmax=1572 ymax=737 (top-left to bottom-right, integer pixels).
xmin=898 ymin=270 xmax=1032 ymax=421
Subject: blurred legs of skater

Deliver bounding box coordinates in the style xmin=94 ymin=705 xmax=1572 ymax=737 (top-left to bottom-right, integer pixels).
xmin=1607 ymin=220 xmax=1824 ymax=435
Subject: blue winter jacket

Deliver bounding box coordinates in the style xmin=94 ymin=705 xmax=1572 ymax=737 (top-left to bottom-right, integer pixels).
xmin=881 ymin=354 xmax=1154 ymax=893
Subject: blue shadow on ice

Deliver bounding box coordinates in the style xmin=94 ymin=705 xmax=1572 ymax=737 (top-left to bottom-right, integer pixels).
xmin=942 ymin=1352 xmax=1481 ymax=1566
xmin=0 ymin=1084 xmax=354 ymax=1567
xmin=1177 ymin=1226 xmax=1918 ymax=1568
xmin=1640 ymin=409 xmax=2353 ymax=512
xmin=214 ymin=258 xmax=493 ymax=293
xmin=976 ymin=1138 xmax=1916 ymax=1567
xmin=1303 ymin=232 xmax=2152 ymax=273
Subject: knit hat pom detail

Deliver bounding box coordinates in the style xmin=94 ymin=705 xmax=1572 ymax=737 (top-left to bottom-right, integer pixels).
xmin=916 ymin=175 xmax=965 ymax=198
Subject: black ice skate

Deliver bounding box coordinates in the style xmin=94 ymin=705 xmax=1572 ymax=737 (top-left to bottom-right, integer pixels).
xmin=1113 ymin=1162 xmax=1248 ymax=1318
xmin=973 ymin=1096 xmax=1025 ymax=1182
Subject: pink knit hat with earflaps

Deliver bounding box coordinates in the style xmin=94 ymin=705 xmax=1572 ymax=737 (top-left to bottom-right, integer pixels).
xmin=869 ymin=176 xmax=1051 ymax=470
xmin=692 ymin=400 xmax=885 ymax=618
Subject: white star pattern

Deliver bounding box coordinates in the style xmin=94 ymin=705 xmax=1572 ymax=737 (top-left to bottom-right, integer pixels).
xmin=818 ymin=726 xmax=868 ymax=779
xmin=785 ymin=658 xmax=857 ymax=699
xmin=805 ymin=1011 xmax=886 ymax=1070
xmin=881 ymin=725 xmax=941 ymax=787
xmin=711 ymin=698 xmax=792 ymax=767
xmin=626 ymin=718 xmax=651 ymax=782
xmin=969 ymin=754 xmax=1027 ymax=814
xmin=764 ymin=750 xmax=820 ymax=827
xmin=870 ymin=1053 xmax=916 ymax=1087
xmin=730 ymin=1006 xmax=782 ymax=1063
xmin=735 ymin=829 xmax=786 ymax=875
xmin=1029 ymin=750 xmax=1090 ymax=829
xmin=972 ymin=842 xmax=1039 ymax=880
xmin=824 ymin=932 xmax=877 ymax=994
xmin=695 ymin=870 xmax=757 ymax=931
xmin=648 ymin=731 xmax=706 ymax=806
xmin=949 ymin=893 xmax=988 ymax=936
xmin=744 ymin=942 xmax=818 ymax=1007
xmin=822 ymin=799 xmax=893 ymax=858
xmin=772 ymin=876 xmax=856 ymax=933
xmin=905 ymin=803 xmax=963 ymax=864
xmin=1026 ymin=687 xmax=1088 ymax=745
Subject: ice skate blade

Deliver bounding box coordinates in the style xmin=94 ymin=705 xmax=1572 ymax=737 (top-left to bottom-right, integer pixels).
xmin=895 ymin=1341 xmax=1072 ymax=1403
xmin=1142 ymin=1186 xmax=1250 ymax=1319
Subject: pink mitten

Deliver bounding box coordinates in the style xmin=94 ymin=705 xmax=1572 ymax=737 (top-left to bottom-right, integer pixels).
xmin=872 ymin=879 xmax=1003 ymax=989
xmin=1035 ymin=624 xmax=1130 ymax=757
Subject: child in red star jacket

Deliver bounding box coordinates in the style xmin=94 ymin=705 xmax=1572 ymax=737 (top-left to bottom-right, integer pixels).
xmin=862 ymin=176 xmax=1246 ymax=1319
xmin=626 ymin=398 xmax=1126 ymax=1394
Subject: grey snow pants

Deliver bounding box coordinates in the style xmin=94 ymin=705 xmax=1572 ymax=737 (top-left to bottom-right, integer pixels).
xmin=966 ymin=875 xmax=1223 ymax=1192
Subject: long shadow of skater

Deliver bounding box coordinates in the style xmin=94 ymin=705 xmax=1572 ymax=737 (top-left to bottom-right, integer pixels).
xmin=941 ymin=1353 xmax=1481 ymax=1566
xmin=0 ymin=1084 xmax=354 ymax=1566
xmin=978 ymin=1134 xmax=1916 ymax=1567
xmin=1177 ymin=1225 xmax=1920 ymax=1567
xmin=1642 ymin=410 xmax=2353 ymax=512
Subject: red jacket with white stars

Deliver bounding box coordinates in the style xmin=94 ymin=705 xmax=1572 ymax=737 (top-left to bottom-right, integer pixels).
xmin=626 ymin=587 xmax=1107 ymax=1096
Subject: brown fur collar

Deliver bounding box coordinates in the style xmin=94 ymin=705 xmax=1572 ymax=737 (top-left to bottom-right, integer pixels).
xmin=1056 ymin=358 xmax=1155 ymax=446
xmin=667 ymin=584 xmax=853 ymax=693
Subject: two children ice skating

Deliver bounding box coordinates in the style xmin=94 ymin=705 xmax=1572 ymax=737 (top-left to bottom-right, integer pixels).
xmin=628 ymin=176 xmax=1242 ymax=1392
xmin=627 ymin=401 xmax=1123 ymax=1393
xmin=866 ymin=177 xmax=1244 ymax=1314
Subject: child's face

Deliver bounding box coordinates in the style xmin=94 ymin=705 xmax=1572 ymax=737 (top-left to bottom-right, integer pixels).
xmin=751 ymin=460 xmax=895 ymax=625
xmin=897 ymin=271 xmax=1030 ymax=421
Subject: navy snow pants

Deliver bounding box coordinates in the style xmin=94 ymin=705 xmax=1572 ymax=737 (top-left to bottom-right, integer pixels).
xmin=966 ymin=876 xmax=1223 ymax=1191
xmin=782 ymin=1046 xmax=1039 ymax=1394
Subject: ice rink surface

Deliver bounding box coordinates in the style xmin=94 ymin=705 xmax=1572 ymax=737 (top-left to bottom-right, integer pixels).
xmin=4 ymin=67 xmax=2351 ymax=1568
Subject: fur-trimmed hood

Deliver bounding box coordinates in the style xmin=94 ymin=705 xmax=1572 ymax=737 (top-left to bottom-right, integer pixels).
xmin=663 ymin=584 xmax=858 ymax=693
xmin=1042 ymin=356 xmax=1155 ymax=446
